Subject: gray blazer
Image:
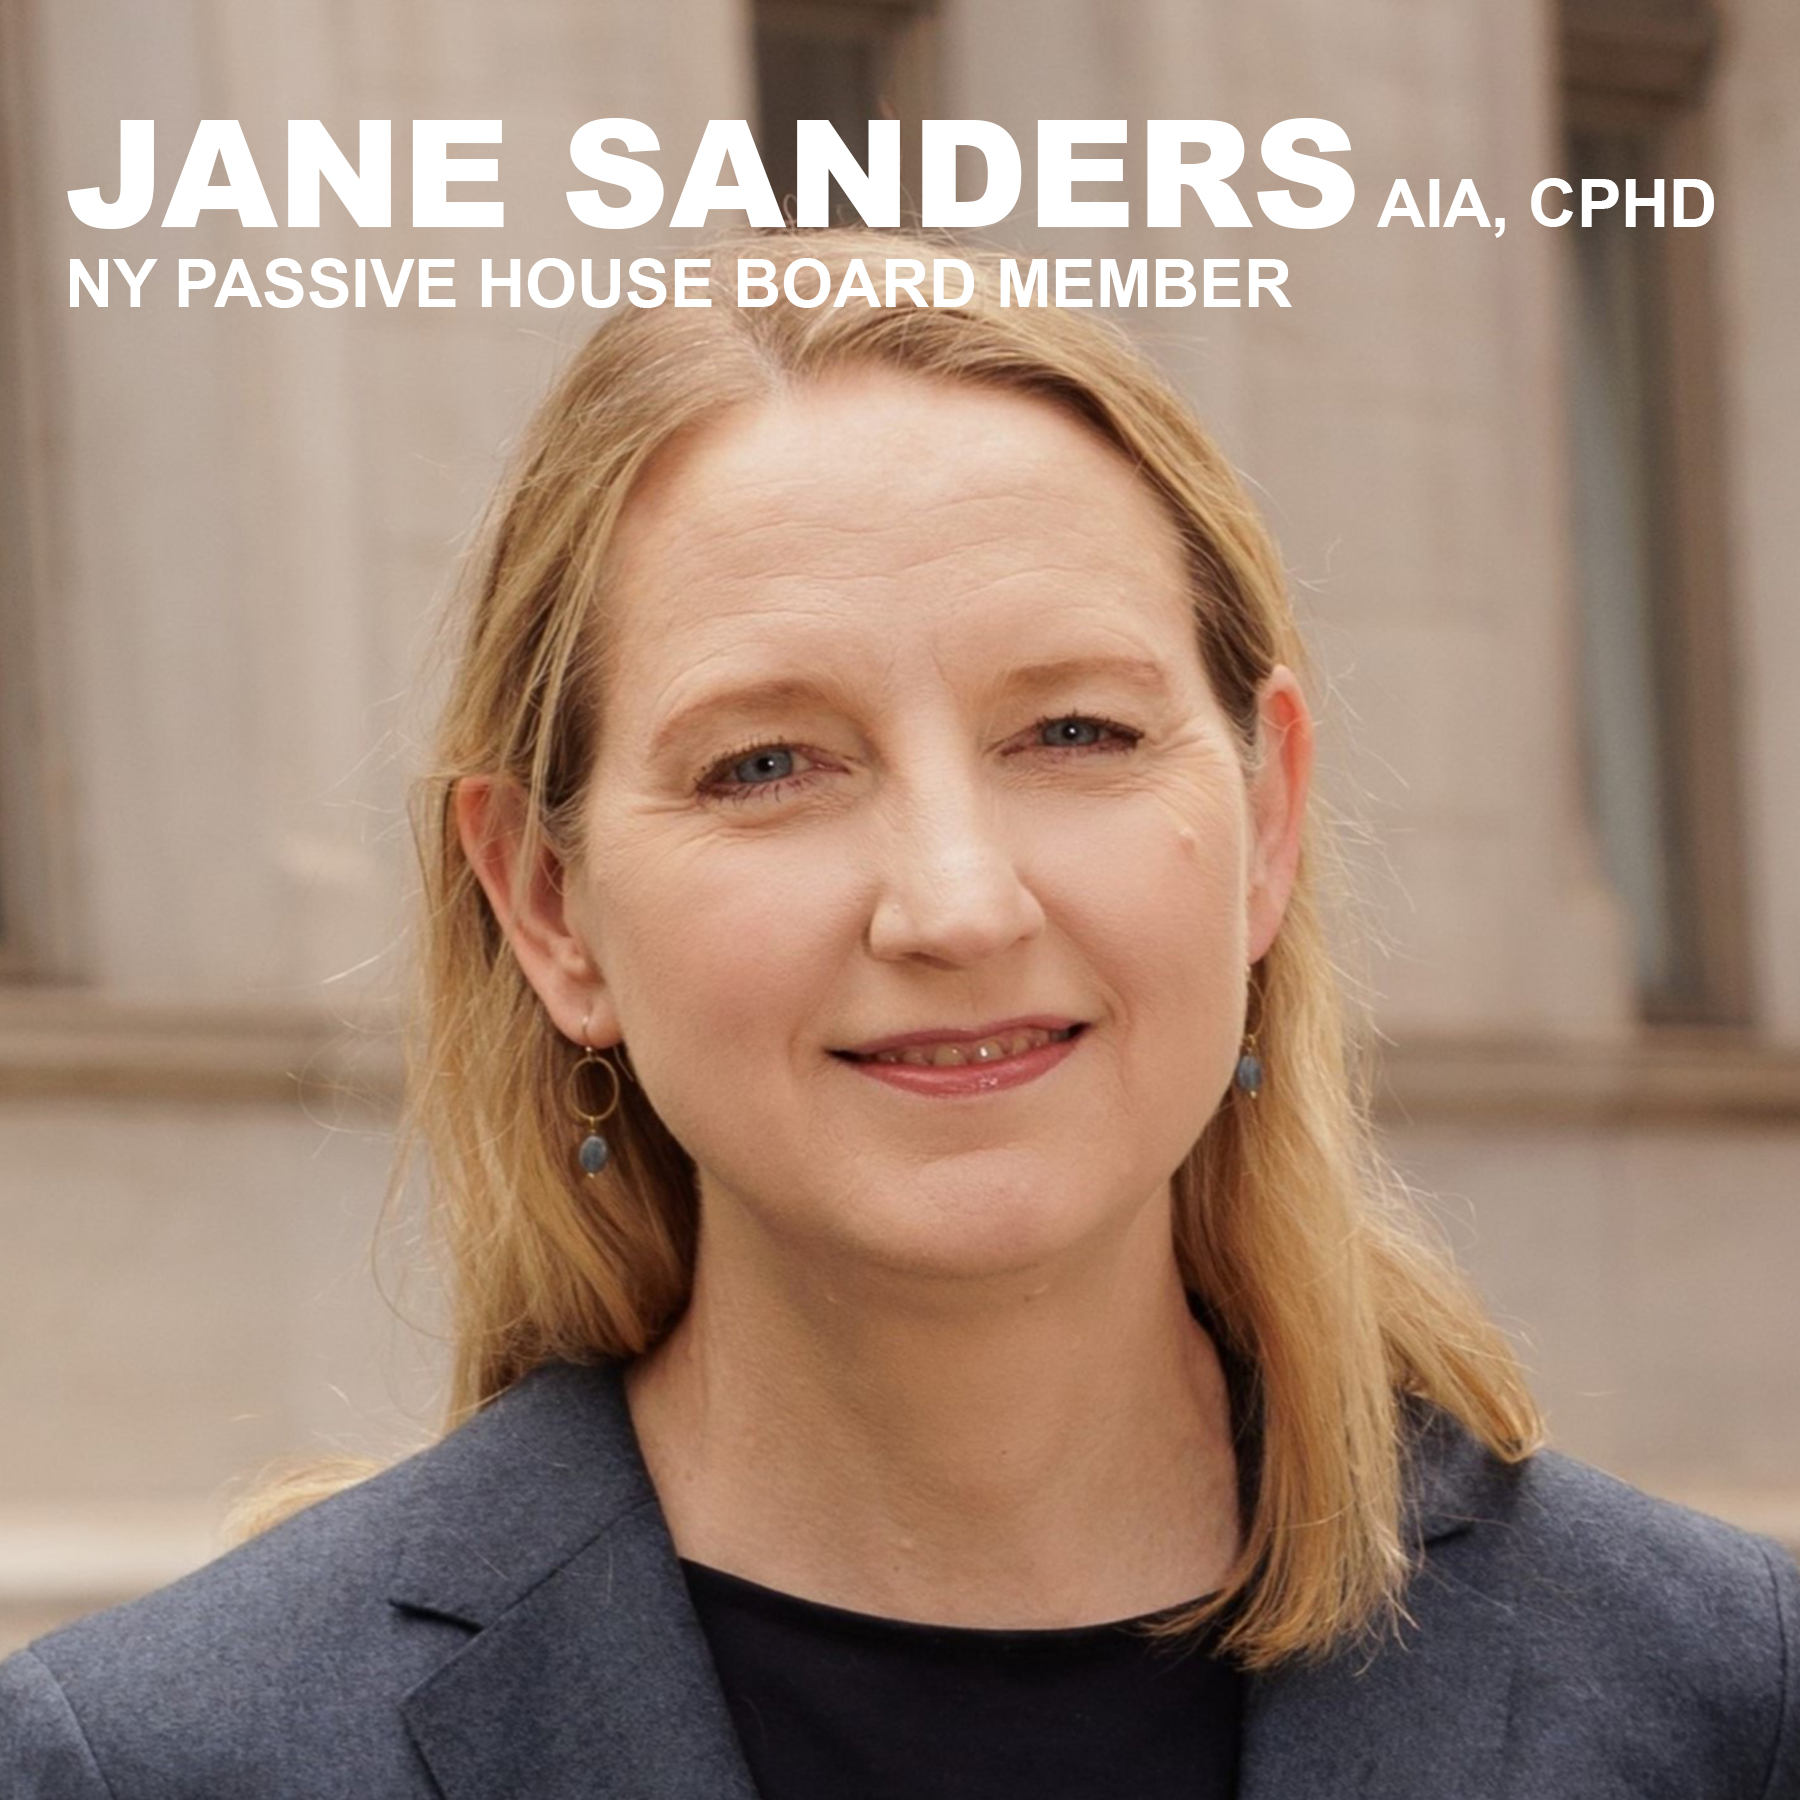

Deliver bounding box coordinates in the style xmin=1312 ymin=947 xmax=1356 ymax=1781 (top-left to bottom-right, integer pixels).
xmin=3 ymin=1359 xmax=1797 ymax=1798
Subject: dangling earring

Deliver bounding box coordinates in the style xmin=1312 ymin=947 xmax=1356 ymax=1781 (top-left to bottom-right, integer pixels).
xmin=1234 ymin=1027 xmax=1264 ymax=1099
xmin=570 ymin=1010 xmax=624 ymax=1177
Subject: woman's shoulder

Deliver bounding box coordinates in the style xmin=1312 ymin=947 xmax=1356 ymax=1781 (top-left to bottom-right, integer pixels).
xmin=1391 ymin=1401 xmax=1800 ymax=1794
xmin=1412 ymin=1397 xmax=1795 ymax=1614
xmin=0 ymin=1361 xmax=647 ymax=1797
xmin=1 ymin=1435 xmax=459 ymax=1796
xmin=1518 ymin=1436 xmax=1791 ymax=1588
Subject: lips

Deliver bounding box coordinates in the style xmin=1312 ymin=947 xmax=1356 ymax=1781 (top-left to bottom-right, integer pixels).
xmin=834 ymin=1018 xmax=1086 ymax=1064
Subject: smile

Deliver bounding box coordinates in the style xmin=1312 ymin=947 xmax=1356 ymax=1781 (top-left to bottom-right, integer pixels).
xmin=848 ymin=1024 xmax=1079 ymax=1067
xmin=833 ymin=1024 xmax=1087 ymax=1096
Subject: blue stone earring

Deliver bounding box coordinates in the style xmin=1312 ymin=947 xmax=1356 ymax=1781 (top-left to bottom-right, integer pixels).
xmin=1234 ymin=1028 xmax=1264 ymax=1099
xmin=570 ymin=1014 xmax=624 ymax=1177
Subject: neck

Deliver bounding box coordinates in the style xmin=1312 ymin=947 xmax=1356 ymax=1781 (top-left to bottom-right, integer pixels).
xmin=623 ymin=1184 xmax=1242 ymax=1628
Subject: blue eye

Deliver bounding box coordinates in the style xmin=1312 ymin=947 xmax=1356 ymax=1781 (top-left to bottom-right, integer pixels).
xmin=1029 ymin=714 xmax=1142 ymax=755
xmin=699 ymin=741 xmax=817 ymax=806
xmin=730 ymin=747 xmax=796 ymax=785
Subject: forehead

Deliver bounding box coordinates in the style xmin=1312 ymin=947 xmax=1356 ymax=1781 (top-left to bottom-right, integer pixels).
xmin=598 ymin=371 xmax=1201 ymax=730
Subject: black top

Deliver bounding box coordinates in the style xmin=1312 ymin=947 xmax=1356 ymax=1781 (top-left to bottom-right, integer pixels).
xmin=681 ymin=1556 xmax=1242 ymax=1800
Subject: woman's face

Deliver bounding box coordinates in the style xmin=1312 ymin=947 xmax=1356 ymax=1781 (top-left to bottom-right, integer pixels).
xmin=490 ymin=370 xmax=1310 ymax=1287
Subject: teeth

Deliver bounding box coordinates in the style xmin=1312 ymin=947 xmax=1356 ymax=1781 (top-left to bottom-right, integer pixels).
xmin=869 ymin=1027 xmax=1072 ymax=1067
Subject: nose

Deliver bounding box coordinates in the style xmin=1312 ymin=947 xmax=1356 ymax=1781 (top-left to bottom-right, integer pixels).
xmin=864 ymin=775 xmax=1047 ymax=968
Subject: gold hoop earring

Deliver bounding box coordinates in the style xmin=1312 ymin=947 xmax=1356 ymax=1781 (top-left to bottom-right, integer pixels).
xmin=571 ymin=1011 xmax=624 ymax=1177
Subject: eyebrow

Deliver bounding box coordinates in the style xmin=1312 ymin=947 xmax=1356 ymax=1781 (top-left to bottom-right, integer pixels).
xmin=648 ymin=653 xmax=1177 ymax=761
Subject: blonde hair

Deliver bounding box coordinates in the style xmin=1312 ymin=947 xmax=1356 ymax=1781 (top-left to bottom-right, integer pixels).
xmin=281 ymin=229 xmax=1541 ymax=1668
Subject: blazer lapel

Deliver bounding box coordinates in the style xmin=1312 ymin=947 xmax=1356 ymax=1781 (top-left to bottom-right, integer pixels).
xmin=399 ymin=1503 xmax=758 ymax=1800
xmin=1240 ymin=1406 xmax=1523 ymax=1800
xmin=389 ymin=1362 xmax=759 ymax=1800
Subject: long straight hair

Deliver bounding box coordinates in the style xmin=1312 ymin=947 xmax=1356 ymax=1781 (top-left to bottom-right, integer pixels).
xmin=304 ymin=229 xmax=1540 ymax=1669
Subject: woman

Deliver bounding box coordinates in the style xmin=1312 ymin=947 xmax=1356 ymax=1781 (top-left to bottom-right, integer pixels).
xmin=4 ymin=229 xmax=1795 ymax=1798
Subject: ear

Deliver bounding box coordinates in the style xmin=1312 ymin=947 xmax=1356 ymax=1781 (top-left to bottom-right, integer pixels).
xmin=454 ymin=776 xmax=619 ymax=1046
xmin=1244 ymin=665 xmax=1314 ymax=964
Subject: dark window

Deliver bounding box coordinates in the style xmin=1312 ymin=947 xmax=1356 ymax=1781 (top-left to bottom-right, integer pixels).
xmin=0 ymin=0 xmax=48 ymax=979
xmin=1560 ymin=0 xmax=1746 ymax=1022
xmin=754 ymin=0 xmax=937 ymax=226
xmin=0 ymin=0 xmax=63 ymax=986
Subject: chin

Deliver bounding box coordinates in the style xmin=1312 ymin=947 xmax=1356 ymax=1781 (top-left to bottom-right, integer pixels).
xmin=825 ymin=1171 xmax=1130 ymax=1289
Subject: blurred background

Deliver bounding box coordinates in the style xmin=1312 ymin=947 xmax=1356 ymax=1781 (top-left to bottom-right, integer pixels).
xmin=2 ymin=0 xmax=1796 ymax=1651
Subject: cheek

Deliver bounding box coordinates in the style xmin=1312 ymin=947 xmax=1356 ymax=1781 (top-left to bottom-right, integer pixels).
xmin=1039 ymin=789 xmax=1247 ymax=988
xmin=1134 ymin=805 xmax=1254 ymax=1117
xmin=1044 ymin=793 xmax=1250 ymax=1129
xmin=600 ymin=826 xmax=857 ymax=1044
